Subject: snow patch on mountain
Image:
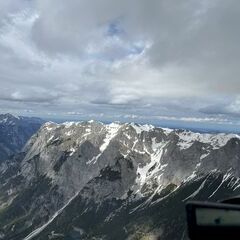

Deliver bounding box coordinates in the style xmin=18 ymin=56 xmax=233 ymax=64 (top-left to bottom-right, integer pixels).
xmin=183 ymin=177 xmax=209 ymax=201
xmin=100 ymin=123 xmax=121 ymax=152
xmin=136 ymin=139 xmax=168 ymax=189
xmin=69 ymin=147 xmax=76 ymax=156
xmin=130 ymin=123 xmax=154 ymax=134
xmin=63 ymin=122 xmax=77 ymax=128
xmin=87 ymin=122 xmax=121 ymax=164
xmin=177 ymin=130 xmax=240 ymax=150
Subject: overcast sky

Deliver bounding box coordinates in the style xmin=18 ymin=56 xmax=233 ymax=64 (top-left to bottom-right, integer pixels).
xmin=0 ymin=0 xmax=240 ymax=131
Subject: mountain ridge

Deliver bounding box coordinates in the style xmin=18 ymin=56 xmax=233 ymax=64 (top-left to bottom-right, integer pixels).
xmin=0 ymin=113 xmax=44 ymax=162
xmin=0 ymin=119 xmax=240 ymax=239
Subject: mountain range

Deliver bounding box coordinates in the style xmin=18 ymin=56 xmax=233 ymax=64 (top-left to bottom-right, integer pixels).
xmin=0 ymin=119 xmax=240 ymax=239
xmin=0 ymin=114 xmax=44 ymax=162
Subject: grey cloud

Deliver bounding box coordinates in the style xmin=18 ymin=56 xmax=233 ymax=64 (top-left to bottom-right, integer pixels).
xmin=30 ymin=0 xmax=240 ymax=96
xmin=0 ymin=0 xmax=239 ymax=129
xmin=200 ymin=98 xmax=240 ymax=118
xmin=0 ymin=1 xmax=22 ymax=23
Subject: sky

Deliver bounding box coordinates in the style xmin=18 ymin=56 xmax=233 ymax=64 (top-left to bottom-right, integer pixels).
xmin=0 ymin=0 xmax=240 ymax=132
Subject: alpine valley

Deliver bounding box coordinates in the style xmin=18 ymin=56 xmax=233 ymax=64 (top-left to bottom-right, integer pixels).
xmin=0 ymin=117 xmax=240 ymax=240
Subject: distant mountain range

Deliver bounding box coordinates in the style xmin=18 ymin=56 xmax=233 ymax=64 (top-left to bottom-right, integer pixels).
xmin=0 ymin=113 xmax=44 ymax=162
xmin=0 ymin=119 xmax=239 ymax=239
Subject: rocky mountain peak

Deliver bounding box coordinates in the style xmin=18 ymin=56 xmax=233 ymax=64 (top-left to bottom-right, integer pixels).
xmin=1 ymin=120 xmax=240 ymax=240
xmin=21 ymin=121 xmax=240 ymax=200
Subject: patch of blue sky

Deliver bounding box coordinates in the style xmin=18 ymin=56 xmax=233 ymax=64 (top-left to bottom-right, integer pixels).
xmin=106 ymin=21 xmax=124 ymax=37
xmin=129 ymin=44 xmax=145 ymax=55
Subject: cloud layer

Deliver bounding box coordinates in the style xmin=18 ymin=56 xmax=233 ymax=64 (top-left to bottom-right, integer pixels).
xmin=0 ymin=0 xmax=239 ymax=129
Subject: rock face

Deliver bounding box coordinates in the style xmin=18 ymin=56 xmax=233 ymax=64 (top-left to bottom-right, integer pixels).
xmin=0 ymin=113 xmax=44 ymax=162
xmin=0 ymin=120 xmax=240 ymax=240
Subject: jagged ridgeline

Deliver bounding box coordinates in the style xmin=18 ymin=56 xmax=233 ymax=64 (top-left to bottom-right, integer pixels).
xmin=0 ymin=120 xmax=240 ymax=240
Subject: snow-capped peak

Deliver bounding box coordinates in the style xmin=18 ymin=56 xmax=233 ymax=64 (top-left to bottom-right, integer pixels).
xmin=177 ymin=130 xmax=240 ymax=150
xmin=130 ymin=122 xmax=154 ymax=134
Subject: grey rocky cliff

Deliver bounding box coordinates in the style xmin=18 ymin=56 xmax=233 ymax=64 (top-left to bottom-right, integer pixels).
xmin=0 ymin=120 xmax=240 ymax=239
xmin=21 ymin=121 xmax=240 ymax=200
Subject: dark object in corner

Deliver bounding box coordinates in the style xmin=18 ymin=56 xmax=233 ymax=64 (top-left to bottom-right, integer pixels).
xmin=186 ymin=197 xmax=240 ymax=240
